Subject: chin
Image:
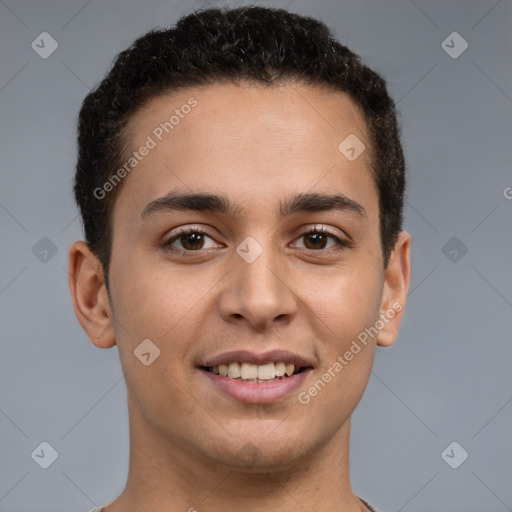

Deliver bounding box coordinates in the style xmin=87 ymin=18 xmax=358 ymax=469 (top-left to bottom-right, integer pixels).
xmin=203 ymin=433 xmax=313 ymax=473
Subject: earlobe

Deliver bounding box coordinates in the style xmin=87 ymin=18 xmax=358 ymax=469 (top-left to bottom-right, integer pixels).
xmin=377 ymin=231 xmax=411 ymax=347
xmin=68 ymin=241 xmax=116 ymax=349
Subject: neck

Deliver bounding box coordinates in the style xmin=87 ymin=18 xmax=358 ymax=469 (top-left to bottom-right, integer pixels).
xmin=105 ymin=400 xmax=368 ymax=512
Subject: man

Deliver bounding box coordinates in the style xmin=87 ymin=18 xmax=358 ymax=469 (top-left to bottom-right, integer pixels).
xmin=69 ymin=6 xmax=410 ymax=511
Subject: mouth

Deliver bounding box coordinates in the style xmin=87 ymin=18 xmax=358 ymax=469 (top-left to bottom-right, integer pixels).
xmin=200 ymin=361 xmax=309 ymax=383
xmin=197 ymin=350 xmax=314 ymax=403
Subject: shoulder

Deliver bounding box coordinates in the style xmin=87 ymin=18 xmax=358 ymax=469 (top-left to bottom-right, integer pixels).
xmin=359 ymin=497 xmax=381 ymax=511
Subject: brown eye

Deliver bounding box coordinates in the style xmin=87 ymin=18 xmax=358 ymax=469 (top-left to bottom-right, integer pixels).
xmin=292 ymin=228 xmax=347 ymax=251
xmin=164 ymin=228 xmax=220 ymax=252
xmin=303 ymin=232 xmax=328 ymax=250
xmin=180 ymin=232 xmax=205 ymax=250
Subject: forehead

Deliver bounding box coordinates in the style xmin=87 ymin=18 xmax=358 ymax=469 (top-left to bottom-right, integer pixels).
xmin=125 ymin=81 xmax=369 ymax=153
xmin=115 ymin=81 xmax=377 ymax=225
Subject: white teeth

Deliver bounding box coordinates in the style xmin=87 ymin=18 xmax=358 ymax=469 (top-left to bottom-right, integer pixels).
xmin=274 ymin=362 xmax=286 ymax=377
xmin=240 ymin=363 xmax=258 ymax=380
xmin=257 ymin=363 xmax=276 ymax=380
xmin=209 ymin=362 xmax=297 ymax=380
xmin=228 ymin=362 xmax=241 ymax=378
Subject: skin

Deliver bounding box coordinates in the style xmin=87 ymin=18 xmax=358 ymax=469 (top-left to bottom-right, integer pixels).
xmin=69 ymin=81 xmax=410 ymax=512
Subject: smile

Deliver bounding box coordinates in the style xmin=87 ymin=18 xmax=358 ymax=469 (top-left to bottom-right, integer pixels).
xmin=203 ymin=361 xmax=305 ymax=382
xmin=198 ymin=350 xmax=314 ymax=404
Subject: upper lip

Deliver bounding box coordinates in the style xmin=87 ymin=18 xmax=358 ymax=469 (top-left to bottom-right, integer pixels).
xmin=200 ymin=350 xmax=315 ymax=369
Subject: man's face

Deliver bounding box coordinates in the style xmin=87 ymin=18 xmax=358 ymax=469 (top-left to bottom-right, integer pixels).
xmin=107 ymin=82 xmax=390 ymax=469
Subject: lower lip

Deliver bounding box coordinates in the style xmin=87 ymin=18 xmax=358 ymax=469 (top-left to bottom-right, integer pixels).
xmin=200 ymin=369 xmax=312 ymax=404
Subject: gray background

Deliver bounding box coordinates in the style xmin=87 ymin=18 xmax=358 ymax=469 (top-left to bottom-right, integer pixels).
xmin=1 ymin=0 xmax=511 ymax=511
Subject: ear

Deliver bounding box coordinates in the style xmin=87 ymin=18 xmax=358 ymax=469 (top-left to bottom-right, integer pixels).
xmin=377 ymin=231 xmax=411 ymax=347
xmin=68 ymin=241 xmax=116 ymax=348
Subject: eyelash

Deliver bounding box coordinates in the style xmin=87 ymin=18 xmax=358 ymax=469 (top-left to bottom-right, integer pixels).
xmin=162 ymin=225 xmax=351 ymax=255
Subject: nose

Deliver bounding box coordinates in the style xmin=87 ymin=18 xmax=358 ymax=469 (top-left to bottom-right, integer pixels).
xmin=218 ymin=241 xmax=298 ymax=331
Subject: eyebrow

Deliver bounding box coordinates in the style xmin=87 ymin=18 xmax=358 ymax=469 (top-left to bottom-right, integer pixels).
xmin=279 ymin=192 xmax=366 ymax=218
xmin=140 ymin=190 xmax=366 ymax=220
xmin=141 ymin=191 xmax=241 ymax=219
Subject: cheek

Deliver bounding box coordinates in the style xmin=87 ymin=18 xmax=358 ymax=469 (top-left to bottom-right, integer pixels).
xmin=301 ymin=264 xmax=382 ymax=395
xmin=108 ymin=259 xmax=205 ymax=413
xmin=109 ymin=254 xmax=217 ymax=361
xmin=303 ymin=263 xmax=383 ymax=338
xmin=296 ymin=270 xmax=381 ymax=431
